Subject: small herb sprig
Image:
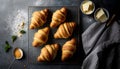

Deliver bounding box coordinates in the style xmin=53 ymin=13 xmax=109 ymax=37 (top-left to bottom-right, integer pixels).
xmin=12 ymin=35 xmax=17 ymax=43
xmin=4 ymin=41 xmax=11 ymax=52
xmin=20 ymin=30 xmax=26 ymax=34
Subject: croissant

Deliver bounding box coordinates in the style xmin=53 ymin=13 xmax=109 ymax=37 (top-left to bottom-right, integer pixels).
xmin=37 ymin=44 xmax=59 ymax=62
xmin=54 ymin=22 xmax=76 ymax=39
xmin=32 ymin=27 xmax=50 ymax=47
xmin=61 ymin=38 xmax=76 ymax=61
xmin=50 ymin=7 xmax=67 ymax=28
xmin=29 ymin=9 xmax=49 ymax=29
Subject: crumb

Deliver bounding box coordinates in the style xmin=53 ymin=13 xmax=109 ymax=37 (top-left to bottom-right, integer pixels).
xmin=17 ymin=32 xmax=22 ymax=37
xmin=20 ymin=21 xmax=25 ymax=29
xmin=24 ymin=64 xmax=26 ymax=69
xmin=16 ymin=21 xmax=25 ymax=37
xmin=17 ymin=21 xmax=25 ymax=30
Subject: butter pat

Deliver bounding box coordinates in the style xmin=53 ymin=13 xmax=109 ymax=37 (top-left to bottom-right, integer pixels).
xmin=96 ymin=9 xmax=108 ymax=22
xmin=82 ymin=1 xmax=93 ymax=12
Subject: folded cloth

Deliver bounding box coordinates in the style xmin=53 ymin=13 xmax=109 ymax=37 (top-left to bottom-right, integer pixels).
xmin=81 ymin=21 xmax=120 ymax=69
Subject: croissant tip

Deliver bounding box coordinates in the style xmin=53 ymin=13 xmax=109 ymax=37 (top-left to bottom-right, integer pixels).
xmin=50 ymin=23 xmax=53 ymax=28
xmin=74 ymin=23 xmax=77 ymax=26
xmin=29 ymin=26 xmax=34 ymax=29
xmin=71 ymin=21 xmax=76 ymax=25
xmin=37 ymin=56 xmax=43 ymax=62
xmin=70 ymin=38 xmax=76 ymax=44
xmin=61 ymin=56 xmax=67 ymax=62
xmin=70 ymin=22 xmax=76 ymax=28
xmin=44 ymin=8 xmax=49 ymax=13
xmin=50 ymin=22 xmax=57 ymax=28
xmin=54 ymin=34 xmax=58 ymax=39
xmin=71 ymin=38 xmax=76 ymax=41
xmin=45 ymin=27 xmax=50 ymax=30
xmin=32 ymin=41 xmax=40 ymax=47
xmin=32 ymin=42 xmax=37 ymax=47
xmin=61 ymin=7 xmax=67 ymax=11
xmin=61 ymin=58 xmax=64 ymax=62
xmin=43 ymin=27 xmax=50 ymax=34
xmin=54 ymin=43 xmax=59 ymax=50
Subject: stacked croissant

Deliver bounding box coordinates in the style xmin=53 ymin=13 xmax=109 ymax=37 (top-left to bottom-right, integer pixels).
xmin=29 ymin=7 xmax=77 ymax=62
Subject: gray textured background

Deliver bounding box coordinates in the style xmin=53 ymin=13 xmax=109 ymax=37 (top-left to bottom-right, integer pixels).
xmin=0 ymin=0 xmax=119 ymax=69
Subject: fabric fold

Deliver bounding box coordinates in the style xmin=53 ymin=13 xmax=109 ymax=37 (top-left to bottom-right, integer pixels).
xmin=81 ymin=21 xmax=120 ymax=69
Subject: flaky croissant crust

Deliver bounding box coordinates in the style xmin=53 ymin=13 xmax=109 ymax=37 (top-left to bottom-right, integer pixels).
xmin=37 ymin=44 xmax=59 ymax=62
xmin=50 ymin=7 xmax=67 ymax=28
xmin=29 ymin=9 xmax=49 ymax=29
xmin=62 ymin=38 xmax=76 ymax=61
xmin=32 ymin=27 xmax=50 ymax=47
xmin=54 ymin=22 xmax=76 ymax=39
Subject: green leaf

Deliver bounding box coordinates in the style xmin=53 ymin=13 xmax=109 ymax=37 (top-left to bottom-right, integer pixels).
xmin=5 ymin=41 xmax=9 ymax=46
xmin=20 ymin=30 xmax=26 ymax=34
xmin=4 ymin=41 xmax=11 ymax=52
xmin=12 ymin=35 xmax=17 ymax=43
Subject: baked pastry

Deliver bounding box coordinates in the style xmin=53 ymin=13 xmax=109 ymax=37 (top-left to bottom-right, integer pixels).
xmin=50 ymin=7 xmax=67 ymax=28
xmin=32 ymin=27 xmax=50 ymax=47
xmin=37 ymin=44 xmax=59 ymax=62
xmin=61 ymin=38 xmax=76 ymax=61
xmin=54 ymin=22 xmax=76 ymax=39
xmin=29 ymin=9 xmax=49 ymax=29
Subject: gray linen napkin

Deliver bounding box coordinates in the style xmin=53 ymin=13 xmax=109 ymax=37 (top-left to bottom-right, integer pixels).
xmin=81 ymin=21 xmax=120 ymax=69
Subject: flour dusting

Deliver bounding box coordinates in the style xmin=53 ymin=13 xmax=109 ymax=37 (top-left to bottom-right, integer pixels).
xmin=7 ymin=9 xmax=28 ymax=36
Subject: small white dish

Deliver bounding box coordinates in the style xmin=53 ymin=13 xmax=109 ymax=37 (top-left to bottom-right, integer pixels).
xmin=13 ymin=47 xmax=23 ymax=60
xmin=94 ymin=8 xmax=109 ymax=23
xmin=80 ymin=0 xmax=95 ymax=15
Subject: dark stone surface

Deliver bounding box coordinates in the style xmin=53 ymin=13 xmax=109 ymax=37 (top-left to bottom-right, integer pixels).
xmin=0 ymin=0 xmax=119 ymax=69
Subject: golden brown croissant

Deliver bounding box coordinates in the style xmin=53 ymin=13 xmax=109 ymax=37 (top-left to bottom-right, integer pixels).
xmin=54 ymin=22 xmax=76 ymax=39
xmin=50 ymin=7 xmax=67 ymax=28
xmin=37 ymin=44 xmax=59 ymax=62
xmin=61 ymin=38 xmax=76 ymax=61
xmin=29 ymin=9 xmax=49 ymax=29
xmin=32 ymin=27 xmax=50 ymax=47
